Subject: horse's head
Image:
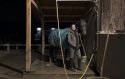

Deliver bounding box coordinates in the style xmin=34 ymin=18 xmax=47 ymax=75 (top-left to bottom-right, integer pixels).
xmin=76 ymin=19 xmax=87 ymax=35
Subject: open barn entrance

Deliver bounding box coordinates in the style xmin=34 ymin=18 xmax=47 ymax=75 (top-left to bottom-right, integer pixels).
xmin=29 ymin=0 xmax=99 ymax=79
xmin=0 ymin=0 xmax=99 ymax=79
xmin=0 ymin=0 xmax=125 ymax=79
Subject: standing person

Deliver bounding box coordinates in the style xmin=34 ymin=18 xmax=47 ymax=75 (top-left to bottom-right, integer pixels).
xmin=68 ymin=24 xmax=82 ymax=72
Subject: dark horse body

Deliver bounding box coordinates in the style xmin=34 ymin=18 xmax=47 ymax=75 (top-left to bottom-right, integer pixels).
xmin=48 ymin=28 xmax=69 ymax=63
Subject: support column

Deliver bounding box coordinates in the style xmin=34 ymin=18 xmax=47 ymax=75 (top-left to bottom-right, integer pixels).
xmin=26 ymin=0 xmax=31 ymax=72
xmin=41 ymin=19 xmax=45 ymax=55
xmin=7 ymin=44 xmax=10 ymax=52
xmin=16 ymin=44 xmax=18 ymax=50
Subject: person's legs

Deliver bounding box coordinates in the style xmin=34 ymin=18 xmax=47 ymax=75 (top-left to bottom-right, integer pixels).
xmin=69 ymin=47 xmax=74 ymax=59
xmin=69 ymin=47 xmax=75 ymax=72
xmin=76 ymin=49 xmax=82 ymax=59
xmin=76 ymin=49 xmax=82 ymax=71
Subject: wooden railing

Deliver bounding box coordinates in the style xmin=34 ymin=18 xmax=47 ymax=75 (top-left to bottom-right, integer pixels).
xmin=0 ymin=44 xmax=50 ymax=51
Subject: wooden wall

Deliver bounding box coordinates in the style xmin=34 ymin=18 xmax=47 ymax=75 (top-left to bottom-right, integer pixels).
xmin=101 ymin=0 xmax=125 ymax=32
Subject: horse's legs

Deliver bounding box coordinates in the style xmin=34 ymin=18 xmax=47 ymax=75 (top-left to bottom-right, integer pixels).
xmin=49 ymin=46 xmax=57 ymax=64
xmin=53 ymin=47 xmax=57 ymax=62
xmin=49 ymin=46 xmax=53 ymax=64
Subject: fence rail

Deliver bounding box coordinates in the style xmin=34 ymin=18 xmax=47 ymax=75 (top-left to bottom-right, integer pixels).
xmin=0 ymin=44 xmax=50 ymax=51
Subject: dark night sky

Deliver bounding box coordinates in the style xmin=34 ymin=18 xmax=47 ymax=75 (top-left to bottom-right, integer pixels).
xmin=0 ymin=0 xmax=71 ymax=44
xmin=0 ymin=0 xmax=26 ymax=44
xmin=0 ymin=0 xmax=26 ymax=22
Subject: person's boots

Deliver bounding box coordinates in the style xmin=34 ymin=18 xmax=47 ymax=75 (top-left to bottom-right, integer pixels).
xmin=69 ymin=58 xmax=76 ymax=72
xmin=78 ymin=59 xmax=82 ymax=71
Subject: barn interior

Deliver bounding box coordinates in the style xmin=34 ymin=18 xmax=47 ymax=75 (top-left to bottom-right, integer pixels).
xmin=0 ymin=0 xmax=125 ymax=79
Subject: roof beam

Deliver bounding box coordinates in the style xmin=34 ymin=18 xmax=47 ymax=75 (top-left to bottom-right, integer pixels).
xmin=31 ymin=0 xmax=38 ymax=9
xmin=44 ymin=17 xmax=79 ymax=23
xmin=57 ymin=0 xmax=94 ymax=1
xmin=43 ymin=15 xmax=81 ymax=17
xmin=40 ymin=7 xmax=85 ymax=9
xmin=44 ymin=20 xmax=76 ymax=23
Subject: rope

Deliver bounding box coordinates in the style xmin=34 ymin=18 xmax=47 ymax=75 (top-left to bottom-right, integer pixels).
xmin=100 ymin=34 xmax=110 ymax=77
xmin=79 ymin=34 xmax=87 ymax=56
xmin=56 ymin=1 xmax=70 ymax=79
xmin=79 ymin=53 xmax=94 ymax=79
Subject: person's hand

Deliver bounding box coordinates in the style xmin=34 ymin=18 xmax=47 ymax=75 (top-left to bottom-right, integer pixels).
xmin=76 ymin=47 xmax=79 ymax=50
xmin=78 ymin=45 xmax=81 ymax=48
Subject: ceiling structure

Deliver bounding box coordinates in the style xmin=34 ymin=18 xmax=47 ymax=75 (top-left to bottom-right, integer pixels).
xmin=0 ymin=0 xmax=95 ymax=23
xmin=32 ymin=0 xmax=95 ymax=23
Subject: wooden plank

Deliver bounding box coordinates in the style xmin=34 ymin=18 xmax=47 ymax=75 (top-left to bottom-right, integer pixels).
xmin=26 ymin=0 xmax=31 ymax=72
xmin=101 ymin=0 xmax=125 ymax=32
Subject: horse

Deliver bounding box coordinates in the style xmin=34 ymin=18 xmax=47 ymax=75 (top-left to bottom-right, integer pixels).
xmin=48 ymin=28 xmax=70 ymax=64
xmin=48 ymin=21 xmax=87 ymax=65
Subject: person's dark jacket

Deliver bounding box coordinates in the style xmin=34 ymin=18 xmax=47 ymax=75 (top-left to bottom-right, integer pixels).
xmin=68 ymin=28 xmax=80 ymax=49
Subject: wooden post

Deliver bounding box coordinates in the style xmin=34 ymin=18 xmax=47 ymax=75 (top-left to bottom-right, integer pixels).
xmin=26 ymin=0 xmax=31 ymax=72
xmin=41 ymin=19 xmax=45 ymax=55
xmin=39 ymin=45 xmax=41 ymax=50
xmin=16 ymin=45 xmax=18 ymax=50
xmin=7 ymin=44 xmax=10 ymax=52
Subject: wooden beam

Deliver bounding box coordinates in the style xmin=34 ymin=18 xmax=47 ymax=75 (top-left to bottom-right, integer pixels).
xmin=35 ymin=0 xmax=45 ymax=19
xmin=41 ymin=18 xmax=45 ymax=55
xmin=26 ymin=0 xmax=31 ymax=72
xmin=43 ymin=15 xmax=81 ymax=17
xmin=35 ymin=0 xmax=45 ymax=55
xmin=40 ymin=7 xmax=85 ymax=9
xmin=44 ymin=20 xmax=78 ymax=23
xmin=57 ymin=0 xmax=94 ymax=1
xmin=31 ymin=0 xmax=38 ymax=9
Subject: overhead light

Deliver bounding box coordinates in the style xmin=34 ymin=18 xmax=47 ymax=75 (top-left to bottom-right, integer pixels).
xmin=37 ymin=27 xmax=42 ymax=31
xmin=51 ymin=28 xmax=55 ymax=30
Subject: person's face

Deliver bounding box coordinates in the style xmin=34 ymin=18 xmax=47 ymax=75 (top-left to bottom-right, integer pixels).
xmin=71 ymin=24 xmax=76 ymax=31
